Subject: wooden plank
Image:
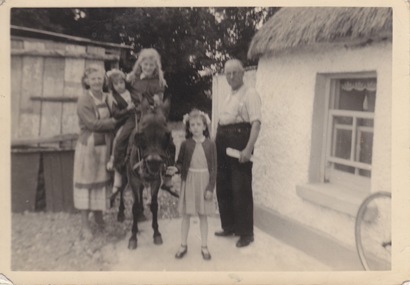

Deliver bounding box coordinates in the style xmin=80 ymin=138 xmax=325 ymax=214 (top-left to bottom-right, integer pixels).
xmin=62 ymin=103 xmax=79 ymax=134
xmin=42 ymin=57 xmax=65 ymax=96
xmin=24 ymin=40 xmax=45 ymax=50
xmin=11 ymin=39 xmax=24 ymax=49
xmin=18 ymin=114 xmax=41 ymax=138
xmin=11 ymin=56 xmax=23 ymax=140
xmin=11 ymin=49 xmax=120 ymax=60
xmin=44 ymin=152 xmax=65 ymax=211
xmin=19 ymin=52 xmax=44 ymax=138
xmin=86 ymin=45 xmax=105 ymax=56
xmin=43 ymin=150 xmax=75 ymax=212
xmin=11 ymin=26 xmax=133 ymax=50
xmin=62 ymin=56 xmax=85 ymax=134
xmin=40 ymin=57 xmax=65 ymax=137
xmin=61 ymin=151 xmax=75 ymax=212
xmin=64 ymin=57 xmax=85 ymax=98
xmin=11 ymin=152 xmax=40 ymax=212
xmin=105 ymin=47 xmax=121 ymax=56
xmin=11 ymin=133 xmax=78 ymax=147
xmin=85 ymin=59 xmax=105 ymax=69
xmin=45 ymin=40 xmax=66 ymax=50
xmin=31 ymin=96 xmax=78 ymax=102
xmin=20 ymin=56 xmax=44 ymax=113
xmin=43 ymin=152 xmax=56 ymax=211
xmin=65 ymin=44 xmax=86 ymax=53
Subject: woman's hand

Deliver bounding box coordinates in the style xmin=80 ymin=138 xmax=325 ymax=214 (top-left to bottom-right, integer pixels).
xmin=127 ymin=102 xmax=135 ymax=111
xmin=239 ymin=147 xmax=252 ymax=163
xmin=204 ymin=190 xmax=213 ymax=201
xmin=106 ymin=156 xmax=114 ymax=171
xmin=166 ymin=166 xmax=178 ymax=176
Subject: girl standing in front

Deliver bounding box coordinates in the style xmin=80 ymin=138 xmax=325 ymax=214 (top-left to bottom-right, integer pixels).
xmin=73 ymin=65 xmax=116 ymax=239
xmin=167 ymin=109 xmax=216 ymax=260
xmin=127 ymin=48 xmax=174 ymax=192
xmin=106 ymin=69 xmax=136 ymax=195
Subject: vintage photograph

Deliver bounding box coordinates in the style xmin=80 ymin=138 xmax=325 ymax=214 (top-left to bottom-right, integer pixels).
xmin=5 ymin=3 xmax=402 ymax=279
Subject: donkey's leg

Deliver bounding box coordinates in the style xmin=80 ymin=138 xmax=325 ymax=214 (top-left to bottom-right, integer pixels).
xmin=117 ymin=173 xmax=127 ymax=222
xmin=137 ymin=186 xmax=148 ymax=222
xmin=128 ymin=184 xmax=143 ymax=250
xmin=150 ymin=178 xmax=163 ymax=245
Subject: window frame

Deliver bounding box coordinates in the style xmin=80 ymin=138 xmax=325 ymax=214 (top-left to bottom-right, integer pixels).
xmin=321 ymin=72 xmax=377 ymax=194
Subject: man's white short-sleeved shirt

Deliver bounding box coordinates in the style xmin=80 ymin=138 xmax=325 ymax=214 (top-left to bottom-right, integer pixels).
xmin=218 ymin=84 xmax=262 ymax=125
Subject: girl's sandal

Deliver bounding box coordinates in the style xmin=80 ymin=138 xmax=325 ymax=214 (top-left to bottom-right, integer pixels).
xmin=175 ymin=245 xmax=188 ymax=259
xmin=201 ymin=246 xmax=212 ymax=260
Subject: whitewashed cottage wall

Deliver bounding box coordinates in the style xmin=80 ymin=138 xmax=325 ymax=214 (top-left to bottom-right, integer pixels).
xmin=253 ymin=42 xmax=392 ymax=248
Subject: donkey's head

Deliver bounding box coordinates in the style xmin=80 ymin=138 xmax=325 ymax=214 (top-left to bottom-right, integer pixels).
xmin=133 ymin=98 xmax=172 ymax=179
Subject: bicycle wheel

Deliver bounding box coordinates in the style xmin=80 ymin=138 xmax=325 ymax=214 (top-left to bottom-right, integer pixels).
xmin=355 ymin=191 xmax=391 ymax=270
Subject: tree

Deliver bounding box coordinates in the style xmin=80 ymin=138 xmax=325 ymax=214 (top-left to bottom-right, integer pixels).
xmin=11 ymin=7 xmax=278 ymax=120
xmin=213 ymin=7 xmax=280 ymax=67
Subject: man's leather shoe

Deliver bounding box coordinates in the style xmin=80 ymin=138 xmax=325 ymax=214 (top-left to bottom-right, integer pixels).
xmin=214 ymin=230 xmax=234 ymax=237
xmin=236 ymin=236 xmax=254 ymax=247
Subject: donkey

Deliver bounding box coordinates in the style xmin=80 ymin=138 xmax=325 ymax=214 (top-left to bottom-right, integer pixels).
xmin=112 ymin=97 xmax=177 ymax=250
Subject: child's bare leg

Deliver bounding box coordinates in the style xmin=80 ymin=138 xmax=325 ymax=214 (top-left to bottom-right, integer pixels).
xmin=175 ymin=214 xmax=190 ymax=257
xmin=199 ymin=214 xmax=208 ymax=247
xmin=107 ymin=131 xmax=119 ymax=171
xmin=112 ymin=170 xmax=122 ymax=194
xmin=81 ymin=210 xmax=92 ymax=239
xmin=181 ymin=214 xmax=190 ymax=245
xmin=199 ymin=214 xmax=211 ymax=259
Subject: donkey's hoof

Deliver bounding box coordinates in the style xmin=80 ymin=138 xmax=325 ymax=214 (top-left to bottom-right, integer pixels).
xmin=137 ymin=214 xmax=148 ymax=222
xmin=117 ymin=212 xmax=125 ymax=223
xmin=153 ymin=234 xmax=163 ymax=245
xmin=128 ymin=238 xmax=138 ymax=250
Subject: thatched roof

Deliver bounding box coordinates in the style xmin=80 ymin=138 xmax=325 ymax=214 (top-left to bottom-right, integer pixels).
xmin=248 ymin=7 xmax=392 ymax=59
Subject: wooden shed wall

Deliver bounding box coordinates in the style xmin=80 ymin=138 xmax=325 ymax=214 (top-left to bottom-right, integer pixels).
xmin=11 ymin=37 xmax=117 ymax=141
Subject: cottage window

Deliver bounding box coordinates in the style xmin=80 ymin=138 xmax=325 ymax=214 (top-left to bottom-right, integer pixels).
xmin=324 ymin=77 xmax=376 ymax=192
xmin=297 ymin=73 xmax=378 ymax=216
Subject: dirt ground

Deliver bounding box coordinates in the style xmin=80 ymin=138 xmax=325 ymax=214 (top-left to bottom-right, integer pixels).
xmin=11 ymin=187 xmax=181 ymax=271
xmin=10 ymin=128 xmax=330 ymax=272
xmin=11 ymin=128 xmax=187 ymax=271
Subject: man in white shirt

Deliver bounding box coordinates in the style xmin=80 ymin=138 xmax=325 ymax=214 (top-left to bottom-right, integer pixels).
xmin=215 ymin=59 xmax=262 ymax=248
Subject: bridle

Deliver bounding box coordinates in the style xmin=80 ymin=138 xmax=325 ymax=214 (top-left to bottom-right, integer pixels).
xmin=132 ymin=146 xmax=164 ymax=181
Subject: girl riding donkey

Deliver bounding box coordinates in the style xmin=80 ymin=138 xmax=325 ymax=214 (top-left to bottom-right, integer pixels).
xmin=108 ymin=48 xmax=177 ymax=249
xmin=126 ymin=48 xmax=175 ymax=196
xmin=106 ymin=69 xmax=136 ymax=201
xmin=167 ymin=109 xmax=216 ymax=260
xmin=108 ymin=48 xmax=176 ymax=222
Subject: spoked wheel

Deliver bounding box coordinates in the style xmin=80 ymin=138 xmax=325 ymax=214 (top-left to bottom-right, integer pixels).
xmin=355 ymin=191 xmax=391 ymax=270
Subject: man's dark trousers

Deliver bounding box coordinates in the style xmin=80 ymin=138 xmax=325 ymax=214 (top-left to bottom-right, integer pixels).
xmin=215 ymin=123 xmax=253 ymax=237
